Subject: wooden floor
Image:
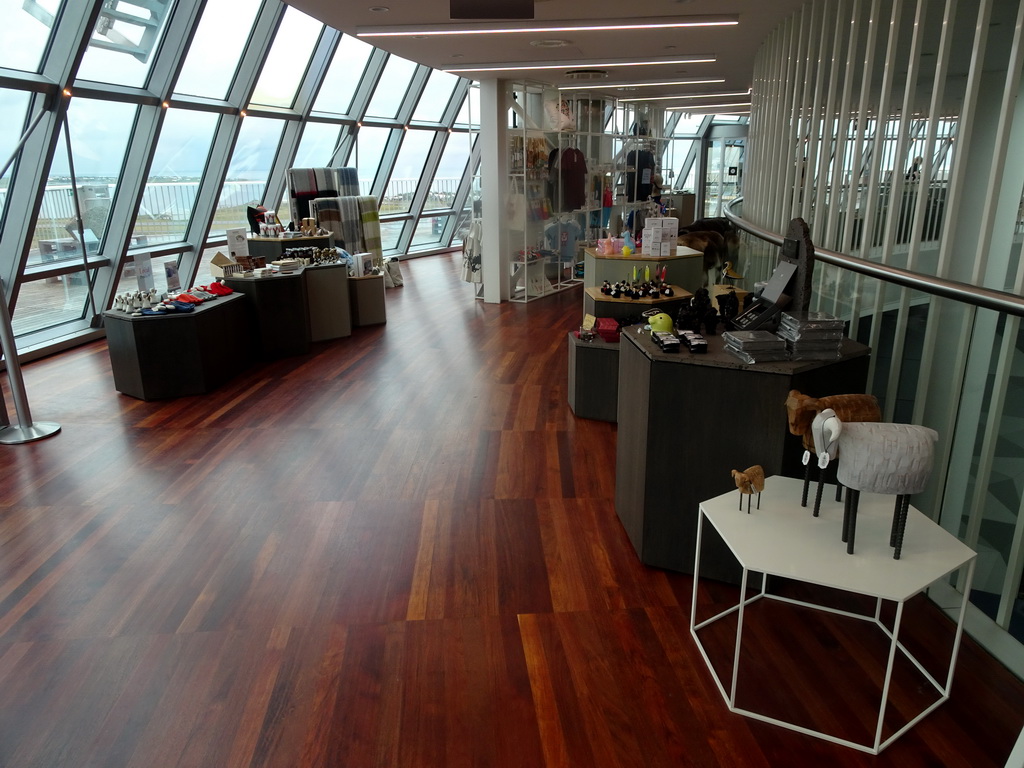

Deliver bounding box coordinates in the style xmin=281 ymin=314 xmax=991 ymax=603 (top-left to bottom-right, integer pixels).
xmin=0 ymin=252 xmax=1021 ymax=767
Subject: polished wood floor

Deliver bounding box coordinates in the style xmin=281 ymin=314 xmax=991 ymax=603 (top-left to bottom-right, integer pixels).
xmin=0 ymin=253 xmax=1022 ymax=767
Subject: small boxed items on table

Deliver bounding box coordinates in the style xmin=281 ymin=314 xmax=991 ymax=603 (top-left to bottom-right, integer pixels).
xmin=679 ymin=330 xmax=708 ymax=354
xmin=777 ymin=311 xmax=845 ymax=360
xmin=722 ymin=329 xmax=789 ymax=363
xmin=595 ymin=316 xmax=621 ymax=343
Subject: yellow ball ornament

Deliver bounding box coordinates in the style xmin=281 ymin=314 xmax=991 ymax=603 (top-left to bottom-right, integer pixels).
xmin=622 ymin=245 xmax=633 ymax=257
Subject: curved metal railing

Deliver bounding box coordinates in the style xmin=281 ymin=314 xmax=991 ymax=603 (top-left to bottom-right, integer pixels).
xmin=723 ymin=196 xmax=1024 ymax=318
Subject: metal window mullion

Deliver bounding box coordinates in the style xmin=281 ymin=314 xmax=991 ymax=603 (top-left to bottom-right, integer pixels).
xmin=395 ymin=128 xmax=447 ymax=253
xmin=226 ymin=2 xmax=286 ymax=109
xmin=291 ymin=28 xmax=342 ymax=117
xmin=331 ymin=124 xmax=358 ymax=167
xmin=440 ymin=78 xmax=472 ymax=129
xmin=397 ymin=65 xmax=433 ymax=125
xmin=347 ymin=48 xmax=389 ymax=123
xmin=264 ymin=118 xmax=304 ymax=218
xmin=88 ymin=102 xmax=167 ymax=311
xmin=371 ymin=127 xmax=404 ymax=201
xmin=0 ymin=93 xmax=65 ymax=301
xmin=139 ymin=0 xmax=206 ymax=100
xmin=178 ymin=112 xmax=244 ymax=284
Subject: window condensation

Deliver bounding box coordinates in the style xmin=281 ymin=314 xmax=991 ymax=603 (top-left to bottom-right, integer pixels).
xmin=175 ymin=0 xmax=263 ymax=100
xmin=249 ymin=6 xmax=324 ymax=109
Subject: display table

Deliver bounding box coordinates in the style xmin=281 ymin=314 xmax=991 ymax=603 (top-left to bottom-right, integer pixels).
xmin=223 ymin=271 xmax=310 ymax=357
xmin=615 ymin=326 xmax=870 ymax=580
xmin=583 ymin=246 xmax=704 ymax=293
xmin=583 ymin=285 xmax=692 ymax=321
xmin=348 ymin=274 xmax=387 ymax=326
xmin=247 ymin=235 xmax=332 ymax=260
xmin=104 ymin=293 xmax=252 ymax=400
xmin=567 ymin=331 xmax=619 ymax=422
xmin=691 ymin=475 xmax=976 ymax=754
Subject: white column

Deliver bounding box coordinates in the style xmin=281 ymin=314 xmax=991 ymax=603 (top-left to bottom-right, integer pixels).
xmin=479 ymin=79 xmax=509 ymax=302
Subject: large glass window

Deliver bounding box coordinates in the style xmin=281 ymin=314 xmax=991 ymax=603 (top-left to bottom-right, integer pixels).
xmin=293 ymin=122 xmax=342 ymax=169
xmin=76 ymin=0 xmax=175 ymax=87
xmin=312 ymin=35 xmax=374 ymax=116
xmin=383 ymin=129 xmax=436 ymax=215
xmin=174 ymin=0 xmax=262 ymax=100
xmin=32 ymin=98 xmax=137 ymax=266
xmin=423 ymin=132 xmax=470 ymax=212
xmin=353 ymin=126 xmax=389 ymax=193
xmin=0 ymin=0 xmax=59 ymax=73
xmin=133 ymin=108 xmax=220 ymax=246
xmin=213 ymin=116 xmax=284 ymax=236
xmin=250 ymin=6 xmax=324 ymax=109
xmin=364 ymin=55 xmax=417 ymax=119
xmin=454 ymin=84 xmax=479 ymax=128
xmin=0 ymin=89 xmax=31 ymax=221
xmin=411 ymin=70 xmax=460 ymax=123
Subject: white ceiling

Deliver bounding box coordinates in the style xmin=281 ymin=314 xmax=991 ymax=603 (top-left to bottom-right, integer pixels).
xmin=285 ymin=0 xmax=809 ymax=104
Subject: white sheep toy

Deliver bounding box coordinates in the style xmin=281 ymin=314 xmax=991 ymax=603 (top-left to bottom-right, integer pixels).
xmin=784 ymin=390 xmax=881 ymax=512
xmin=814 ymin=409 xmax=938 ymax=559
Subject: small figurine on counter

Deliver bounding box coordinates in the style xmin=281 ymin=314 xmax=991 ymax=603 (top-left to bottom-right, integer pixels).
xmin=731 ymin=465 xmax=766 ymax=513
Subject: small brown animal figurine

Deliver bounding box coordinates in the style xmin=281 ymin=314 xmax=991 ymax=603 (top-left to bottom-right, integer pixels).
xmin=731 ymin=465 xmax=766 ymax=513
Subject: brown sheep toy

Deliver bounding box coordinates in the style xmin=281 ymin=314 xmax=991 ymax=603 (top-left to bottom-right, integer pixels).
xmin=784 ymin=390 xmax=882 ymax=514
xmin=731 ymin=465 xmax=765 ymax=513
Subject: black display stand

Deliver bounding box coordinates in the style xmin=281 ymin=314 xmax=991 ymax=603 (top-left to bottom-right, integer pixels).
xmin=567 ymin=332 xmax=619 ymax=422
xmin=223 ymin=272 xmax=310 ymax=358
xmin=614 ymin=326 xmax=870 ymax=582
xmin=104 ymin=294 xmax=253 ymax=400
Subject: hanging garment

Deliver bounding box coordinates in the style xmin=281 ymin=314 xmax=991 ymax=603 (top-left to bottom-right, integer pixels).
xmin=559 ymin=148 xmax=588 ymax=211
xmin=625 ymin=149 xmax=656 ymax=202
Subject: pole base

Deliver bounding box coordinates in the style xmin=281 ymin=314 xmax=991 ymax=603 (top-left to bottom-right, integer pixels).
xmin=0 ymin=422 xmax=61 ymax=444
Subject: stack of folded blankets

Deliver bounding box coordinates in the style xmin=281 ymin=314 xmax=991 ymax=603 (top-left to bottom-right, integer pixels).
xmin=722 ymin=329 xmax=789 ymax=364
xmin=777 ymin=311 xmax=846 ymax=360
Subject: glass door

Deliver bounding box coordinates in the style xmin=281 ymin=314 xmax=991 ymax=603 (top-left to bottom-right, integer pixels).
xmin=704 ymin=135 xmax=745 ymax=218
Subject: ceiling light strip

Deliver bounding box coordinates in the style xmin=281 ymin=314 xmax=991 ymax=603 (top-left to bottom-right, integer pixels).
xmin=558 ymin=79 xmax=725 ymax=90
xmin=619 ymin=95 xmax=751 ymax=103
xmin=446 ymin=56 xmax=716 ymax=74
xmin=357 ymin=15 xmax=738 ymax=37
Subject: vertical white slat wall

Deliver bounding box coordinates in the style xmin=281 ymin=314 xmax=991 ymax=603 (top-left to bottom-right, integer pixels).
xmin=746 ymin=0 xmax=1024 ymax=648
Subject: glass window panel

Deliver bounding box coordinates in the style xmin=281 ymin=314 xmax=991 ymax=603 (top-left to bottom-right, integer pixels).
xmin=411 ymin=215 xmax=449 ymax=247
xmin=212 ymin=116 xmax=284 ymax=237
xmin=113 ymin=251 xmax=183 ymax=297
xmin=364 ymin=55 xmax=418 ymax=119
xmin=353 ymin=126 xmax=389 ymax=192
xmin=30 ymin=98 xmax=136 ymax=268
xmin=672 ymin=113 xmax=706 ymax=136
xmin=0 ymin=89 xmax=31 ymax=221
xmin=382 ymin=129 xmax=435 ymax=215
xmin=0 ymin=0 xmax=59 ymax=73
xmin=10 ymin=273 xmax=92 ymax=336
xmin=423 ymin=132 xmax=469 ymax=212
xmin=293 ymin=122 xmax=342 ymax=169
xmin=454 ymin=83 xmax=479 ymax=128
xmin=312 ymin=34 xmax=374 ymax=116
xmin=76 ymin=0 xmax=175 ymax=87
xmin=250 ymin=6 xmax=324 ymax=109
xmin=133 ymin=108 xmax=219 ymax=247
xmin=174 ymin=0 xmax=262 ymax=100
xmin=412 ymin=70 xmax=460 ymax=123
xmin=380 ymin=219 xmax=402 ymax=250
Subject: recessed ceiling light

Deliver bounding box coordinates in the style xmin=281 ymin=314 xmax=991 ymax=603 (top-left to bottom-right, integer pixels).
xmin=559 ymin=78 xmax=724 ymax=90
xmin=447 ymin=56 xmax=715 ymax=74
xmin=531 ymin=39 xmax=570 ymax=47
xmin=451 ymin=53 xmax=464 ymax=58
xmin=368 ymin=6 xmax=390 ymax=12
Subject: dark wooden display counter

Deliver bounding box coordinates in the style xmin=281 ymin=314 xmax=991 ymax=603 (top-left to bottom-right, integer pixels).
xmin=105 ymin=293 xmax=253 ymax=401
xmin=614 ymin=325 xmax=870 ymax=582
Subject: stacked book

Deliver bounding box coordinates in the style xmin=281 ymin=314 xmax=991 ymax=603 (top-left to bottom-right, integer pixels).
xmin=777 ymin=311 xmax=846 ymax=360
xmin=722 ymin=329 xmax=789 ymax=364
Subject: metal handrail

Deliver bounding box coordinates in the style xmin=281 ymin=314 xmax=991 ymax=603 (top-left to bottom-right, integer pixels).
xmin=723 ymin=197 xmax=1024 ymax=318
